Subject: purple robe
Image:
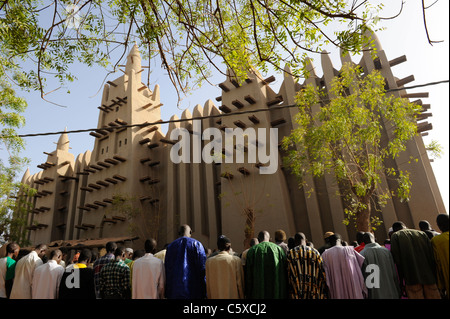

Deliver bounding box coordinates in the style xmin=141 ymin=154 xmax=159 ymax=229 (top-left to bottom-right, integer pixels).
xmin=321 ymin=245 xmax=367 ymax=299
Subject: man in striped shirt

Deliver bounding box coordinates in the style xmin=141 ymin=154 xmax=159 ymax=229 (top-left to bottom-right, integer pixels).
xmin=287 ymin=232 xmax=328 ymax=299
xmin=98 ymin=246 xmax=131 ymax=299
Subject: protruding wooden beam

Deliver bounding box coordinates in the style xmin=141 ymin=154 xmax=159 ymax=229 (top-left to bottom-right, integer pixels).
xmin=244 ymin=95 xmax=256 ymax=104
xmin=149 ymin=161 xmax=160 ymax=167
xmin=113 ymin=155 xmax=127 ymax=162
xmin=160 ymin=139 xmax=177 ymax=145
xmin=105 ymin=178 xmax=118 ymax=185
xmin=218 ymin=83 xmax=230 ymax=92
xmin=147 ymin=126 xmax=159 ymax=133
xmin=82 ymin=223 xmax=95 ymax=229
xmin=106 ymin=81 xmax=117 ymax=87
xmin=103 ymin=198 xmax=114 ymax=203
xmin=140 ymin=176 xmax=152 ymax=182
xmin=267 ymin=95 xmax=283 ymax=106
xmin=263 ymin=75 xmax=276 ymax=84
xmin=417 ymin=121 xmax=433 ymax=133
xmin=271 ymin=118 xmax=287 ymax=127
xmin=113 ymin=174 xmax=127 ymax=181
xmin=234 ymin=120 xmax=247 ymax=129
xmin=86 ymin=204 xmax=99 ymax=210
xmin=238 ymin=167 xmax=250 ymax=175
xmin=103 ymin=218 xmax=117 ymax=224
xmin=80 ymin=187 xmax=94 ymax=192
xmin=396 ymin=75 xmax=415 ymax=87
xmin=105 ymin=158 xmax=120 ymax=165
xmin=401 ymin=92 xmax=429 ymax=99
xmin=97 ymin=161 xmax=111 ymax=168
xmin=148 ymin=143 xmax=159 ymax=149
xmin=149 ymin=199 xmax=160 ymax=205
xmin=389 ymin=55 xmax=407 ymax=67
xmin=77 ymin=206 xmax=91 ymax=212
xmin=231 ymin=79 xmax=240 ymax=88
xmin=88 ymin=183 xmax=101 ymax=190
xmin=232 ymin=100 xmax=244 ymax=109
xmin=148 ymin=179 xmax=160 ymax=185
xmin=96 ymin=180 xmax=109 ymax=187
xmin=219 ymin=105 xmax=232 ymax=113
xmin=112 ymin=216 xmax=126 ymax=221
xmin=94 ymin=201 xmax=107 ymax=207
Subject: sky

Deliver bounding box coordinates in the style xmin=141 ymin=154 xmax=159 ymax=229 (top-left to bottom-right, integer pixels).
xmin=6 ymin=0 xmax=449 ymax=212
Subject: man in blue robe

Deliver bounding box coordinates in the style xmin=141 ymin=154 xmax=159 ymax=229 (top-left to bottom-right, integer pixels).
xmin=164 ymin=224 xmax=207 ymax=299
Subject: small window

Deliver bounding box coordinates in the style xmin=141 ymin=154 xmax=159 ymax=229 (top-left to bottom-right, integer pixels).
xmin=116 ymin=107 xmax=119 ymax=112
xmin=124 ymin=138 xmax=127 ymax=145
xmin=106 ymin=146 xmax=109 ymax=153
xmin=101 ymin=148 xmax=104 ymax=154
xmin=119 ymin=140 xmax=122 ymax=147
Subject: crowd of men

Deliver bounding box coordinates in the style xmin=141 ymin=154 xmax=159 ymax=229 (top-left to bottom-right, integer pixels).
xmin=0 ymin=214 xmax=448 ymax=300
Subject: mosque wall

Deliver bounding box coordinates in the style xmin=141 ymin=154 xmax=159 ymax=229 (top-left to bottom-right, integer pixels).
xmin=15 ymin=33 xmax=446 ymax=253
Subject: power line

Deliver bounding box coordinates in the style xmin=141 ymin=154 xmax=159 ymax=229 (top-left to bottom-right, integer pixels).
xmin=4 ymin=79 xmax=449 ymax=139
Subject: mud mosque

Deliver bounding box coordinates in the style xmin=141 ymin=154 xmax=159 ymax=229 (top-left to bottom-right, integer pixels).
xmin=12 ymin=32 xmax=446 ymax=253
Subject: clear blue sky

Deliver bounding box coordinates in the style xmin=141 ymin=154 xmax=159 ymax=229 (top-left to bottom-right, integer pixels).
xmin=11 ymin=1 xmax=449 ymax=212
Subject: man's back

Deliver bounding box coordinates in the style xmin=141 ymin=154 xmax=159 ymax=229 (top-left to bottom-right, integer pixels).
xmin=132 ymin=253 xmax=165 ymax=299
xmin=31 ymin=260 xmax=64 ymax=299
xmin=10 ymin=251 xmax=42 ymax=299
xmin=431 ymin=231 xmax=449 ymax=297
xmin=206 ymin=251 xmax=244 ymax=299
xmin=321 ymin=245 xmax=366 ymax=299
xmin=59 ymin=265 xmax=96 ymax=299
xmin=245 ymin=241 xmax=287 ymax=299
xmin=390 ymin=229 xmax=436 ymax=285
xmin=99 ymin=260 xmax=130 ymax=299
xmin=360 ymin=243 xmax=401 ymax=299
xmin=164 ymin=236 xmax=206 ymax=299
xmin=287 ymin=245 xmax=327 ymax=299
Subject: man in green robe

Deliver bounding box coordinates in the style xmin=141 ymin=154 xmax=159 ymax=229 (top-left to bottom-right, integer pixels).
xmin=245 ymin=230 xmax=287 ymax=299
xmin=390 ymin=221 xmax=440 ymax=299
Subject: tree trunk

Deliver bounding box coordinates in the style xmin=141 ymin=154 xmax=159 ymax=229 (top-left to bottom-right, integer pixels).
xmin=243 ymin=208 xmax=255 ymax=249
xmin=356 ymin=200 xmax=371 ymax=232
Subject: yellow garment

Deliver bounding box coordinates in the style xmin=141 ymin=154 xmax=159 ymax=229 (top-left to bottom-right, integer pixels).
xmin=431 ymin=231 xmax=449 ymax=298
xmin=74 ymin=263 xmax=87 ymax=269
xmin=206 ymin=251 xmax=244 ymax=299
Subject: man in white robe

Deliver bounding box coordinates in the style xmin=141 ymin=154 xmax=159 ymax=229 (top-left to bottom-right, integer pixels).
xmin=206 ymin=235 xmax=245 ymax=299
xmin=32 ymin=249 xmax=64 ymax=299
xmin=10 ymin=244 xmax=47 ymax=299
xmin=132 ymin=239 xmax=165 ymax=299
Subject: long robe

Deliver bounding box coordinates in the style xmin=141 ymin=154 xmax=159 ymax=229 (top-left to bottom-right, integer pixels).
xmin=390 ymin=229 xmax=436 ymax=286
xmin=31 ymin=260 xmax=65 ymax=299
xmin=206 ymin=251 xmax=244 ymax=299
xmin=10 ymin=251 xmax=43 ymax=299
xmin=360 ymin=242 xmax=401 ymax=299
xmin=431 ymin=231 xmax=449 ymax=298
xmin=321 ymin=245 xmax=367 ymax=299
xmin=132 ymin=253 xmax=165 ymax=299
xmin=245 ymin=241 xmax=287 ymax=299
xmin=164 ymin=236 xmax=206 ymax=299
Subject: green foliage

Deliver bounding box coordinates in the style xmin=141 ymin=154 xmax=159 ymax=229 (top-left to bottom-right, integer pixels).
xmin=282 ymin=63 xmax=421 ymax=231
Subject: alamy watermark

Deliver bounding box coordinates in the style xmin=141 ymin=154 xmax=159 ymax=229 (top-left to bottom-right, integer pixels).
xmin=169 ymin=119 xmax=279 ymax=175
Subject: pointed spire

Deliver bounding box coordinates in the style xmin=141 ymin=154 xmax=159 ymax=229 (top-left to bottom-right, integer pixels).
xmin=21 ymin=168 xmax=30 ymax=184
xmin=125 ymin=44 xmax=142 ymax=74
xmin=57 ymin=128 xmax=70 ymax=152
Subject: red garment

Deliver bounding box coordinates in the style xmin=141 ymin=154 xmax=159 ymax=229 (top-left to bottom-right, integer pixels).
xmin=355 ymin=243 xmax=365 ymax=253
